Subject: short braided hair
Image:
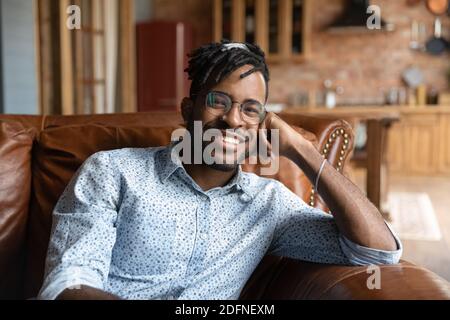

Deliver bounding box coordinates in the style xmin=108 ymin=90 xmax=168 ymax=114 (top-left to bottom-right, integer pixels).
xmin=185 ymin=39 xmax=270 ymax=102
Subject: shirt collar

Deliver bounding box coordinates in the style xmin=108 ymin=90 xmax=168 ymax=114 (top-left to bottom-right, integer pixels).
xmin=156 ymin=142 xmax=183 ymax=184
xmin=157 ymin=143 xmax=256 ymax=200
xmin=227 ymin=166 xmax=255 ymax=199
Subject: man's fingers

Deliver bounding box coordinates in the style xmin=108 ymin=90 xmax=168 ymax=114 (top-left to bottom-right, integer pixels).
xmin=257 ymin=121 xmax=273 ymax=160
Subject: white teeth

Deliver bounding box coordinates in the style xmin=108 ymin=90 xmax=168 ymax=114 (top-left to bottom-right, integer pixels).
xmin=223 ymin=136 xmax=239 ymax=145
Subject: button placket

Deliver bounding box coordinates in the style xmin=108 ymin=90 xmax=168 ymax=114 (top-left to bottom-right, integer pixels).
xmin=185 ymin=195 xmax=210 ymax=276
xmin=169 ymin=194 xmax=198 ymax=281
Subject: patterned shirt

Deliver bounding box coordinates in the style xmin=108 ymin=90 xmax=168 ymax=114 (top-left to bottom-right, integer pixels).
xmin=38 ymin=144 xmax=402 ymax=300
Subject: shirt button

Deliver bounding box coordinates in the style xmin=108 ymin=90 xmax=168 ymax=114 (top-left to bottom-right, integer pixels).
xmin=239 ymin=193 xmax=252 ymax=203
xmin=199 ymin=232 xmax=208 ymax=241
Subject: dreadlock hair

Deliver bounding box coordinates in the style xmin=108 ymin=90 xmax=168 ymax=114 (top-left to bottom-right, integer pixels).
xmin=185 ymin=39 xmax=270 ymax=103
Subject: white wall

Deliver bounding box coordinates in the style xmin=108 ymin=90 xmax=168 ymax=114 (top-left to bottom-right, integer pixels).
xmin=0 ymin=0 xmax=38 ymax=114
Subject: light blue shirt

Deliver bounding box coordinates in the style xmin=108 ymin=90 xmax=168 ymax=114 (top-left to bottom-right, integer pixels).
xmin=38 ymin=144 xmax=402 ymax=300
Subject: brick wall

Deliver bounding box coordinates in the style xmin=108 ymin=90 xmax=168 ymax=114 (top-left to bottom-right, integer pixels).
xmin=152 ymin=0 xmax=212 ymax=48
xmin=153 ymin=0 xmax=450 ymax=105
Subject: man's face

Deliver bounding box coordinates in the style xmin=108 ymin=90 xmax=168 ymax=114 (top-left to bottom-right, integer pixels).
xmin=187 ymin=64 xmax=267 ymax=172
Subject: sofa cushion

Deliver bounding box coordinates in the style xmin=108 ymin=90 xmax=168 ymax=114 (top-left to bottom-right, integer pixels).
xmin=24 ymin=124 xmax=178 ymax=297
xmin=0 ymin=120 xmax=36 ymax=299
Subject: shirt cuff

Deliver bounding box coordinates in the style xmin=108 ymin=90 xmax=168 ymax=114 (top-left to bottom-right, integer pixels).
xmin=38 ymin=266 xmax=104 ymax=300
xmin=339 ymin=221 xmax=403 ymax=266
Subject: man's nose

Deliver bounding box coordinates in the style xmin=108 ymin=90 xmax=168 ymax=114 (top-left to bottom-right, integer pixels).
xmin=222 ymin=103 xmax=244 ymax=128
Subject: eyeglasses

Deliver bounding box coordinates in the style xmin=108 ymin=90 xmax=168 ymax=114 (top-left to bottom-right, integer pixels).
xmin=204 ymin=91 xmax=266 ymax=125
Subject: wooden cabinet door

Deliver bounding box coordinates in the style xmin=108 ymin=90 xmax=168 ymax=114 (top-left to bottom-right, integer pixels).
xmin=403 ymin=114 xmax=440 ymax=174
xmin=439 ymin=114 xmax=450 ymax=174
xmin=213 ymin=0 xmax=311 ymax=62
xmin=136 ymin=21 xmax=192 ymax=112
xmin=386 ymin=122 xmax=406 ymax=174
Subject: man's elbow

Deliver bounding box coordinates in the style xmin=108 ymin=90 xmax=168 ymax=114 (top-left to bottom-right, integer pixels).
xmin=340 ymin=234 xmax=403 ymax=266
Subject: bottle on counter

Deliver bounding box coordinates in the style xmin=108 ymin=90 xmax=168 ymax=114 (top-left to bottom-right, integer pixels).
xmin=324 ymin=80 xmax=336 ymax=109
xmin=416 ymin=84 xmax=427 ymax=106
xmin=408 ymin=88 xmax=417 ymax=106
xmin=427 ymin=86 xmax=439 ymax=105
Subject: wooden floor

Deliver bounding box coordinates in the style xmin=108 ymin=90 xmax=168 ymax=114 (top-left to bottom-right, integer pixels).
xmin=351 ymin=169 xmax=450 ymax=281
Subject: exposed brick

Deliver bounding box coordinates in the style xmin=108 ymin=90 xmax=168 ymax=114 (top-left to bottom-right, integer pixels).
xmin=153 ymin=0 xmax=450 ymax=105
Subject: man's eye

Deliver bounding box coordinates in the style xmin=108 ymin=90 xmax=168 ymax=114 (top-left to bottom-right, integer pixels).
xmin=214 ymin=99 xmax=227 ymax=107
xmin=243 ymin=103 xmax=261 ymax=115
xmin=208 ymin=94 xmax=228 ymax=108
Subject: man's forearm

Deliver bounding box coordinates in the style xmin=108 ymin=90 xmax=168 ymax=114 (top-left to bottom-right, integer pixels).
xmin=56 ymin=285 xmax=121 ymax=300
xmin=286 ymin=139 xmax=397 ymax=251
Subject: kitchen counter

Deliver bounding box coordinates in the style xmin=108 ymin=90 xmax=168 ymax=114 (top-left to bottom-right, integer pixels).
xmin=282 ymin=105 xmax=450 ymax=116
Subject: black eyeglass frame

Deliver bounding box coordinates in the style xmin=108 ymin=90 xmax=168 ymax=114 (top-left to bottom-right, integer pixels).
xmin=200 ymin=90 xmax=267 ymax=124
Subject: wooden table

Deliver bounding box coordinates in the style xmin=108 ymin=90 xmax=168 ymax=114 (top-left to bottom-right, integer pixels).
xmin=282 ymin=107 xmax=401 ymax=217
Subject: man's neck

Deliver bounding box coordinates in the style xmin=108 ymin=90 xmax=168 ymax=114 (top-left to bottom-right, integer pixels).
xmin=183 ymin=163 xmax=237 ymax=192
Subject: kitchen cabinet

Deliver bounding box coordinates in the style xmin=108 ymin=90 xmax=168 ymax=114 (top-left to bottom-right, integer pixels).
xmin=136 ymin=21 xmax=192 ymax=111
xmin=439 ymin=114 xmax=450 ymax=174
xmin=387 ymin=114 xmax=440 ymax=174
xmin=213 ymin=0 xmax=312 ymax=62
xmin=385 ymin=108 xmax=448 ymax=175
xmin=386 ymin=121 xmax=405 ymax=173
xmin=404 ymin=115 xmax=438 ymax=174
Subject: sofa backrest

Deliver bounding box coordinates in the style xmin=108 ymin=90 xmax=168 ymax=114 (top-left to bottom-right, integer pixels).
xmin=0 ymin=120 xmax=36 ymax=299
xmin=0 ymin=112 xmax=354 ymax=299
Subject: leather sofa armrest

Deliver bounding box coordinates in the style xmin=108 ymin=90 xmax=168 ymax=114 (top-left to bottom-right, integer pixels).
xmin=280 ymin=113 xmax=355 ymax=212
xmin=240 ymin=256 xmax=450 ymax=300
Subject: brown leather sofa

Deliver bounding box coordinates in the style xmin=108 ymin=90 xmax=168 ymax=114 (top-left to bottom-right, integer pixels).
xmin=1 ymin=112 xmax=449 ymax=300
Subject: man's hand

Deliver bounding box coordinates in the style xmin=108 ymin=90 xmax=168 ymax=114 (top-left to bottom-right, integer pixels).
xmin=259 ymin=112 xmax=311 ymax=158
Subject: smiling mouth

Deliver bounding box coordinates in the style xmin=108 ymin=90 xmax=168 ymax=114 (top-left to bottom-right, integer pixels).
xmin=221 ymin=130 xmax=249 ymax=143
xmin=211 ymin=130 xmax=248 ymax=152
xmin=223 ymin=135 xmax=241 ymax=145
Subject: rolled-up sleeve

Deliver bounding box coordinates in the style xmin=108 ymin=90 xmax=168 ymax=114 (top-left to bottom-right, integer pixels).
xmin=339 ymin=221 xmax=402 ymax=265
xmin=38 ymin=151 xmax=121 ymax=300
xmin=268 ymin=182 xmax=402 ymax=266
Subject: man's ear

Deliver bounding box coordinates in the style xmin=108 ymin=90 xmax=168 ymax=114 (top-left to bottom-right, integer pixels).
xmin=181 ymin=97 xmax=194 ymax=124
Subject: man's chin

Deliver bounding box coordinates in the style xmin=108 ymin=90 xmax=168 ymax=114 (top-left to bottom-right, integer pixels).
xmin=204 ymin=148 xmax=252 ymax=171
xmin=205 ymin=152 xmax=241 ymax=172
xmin=206 ymin=162 xmax=239 ymax=172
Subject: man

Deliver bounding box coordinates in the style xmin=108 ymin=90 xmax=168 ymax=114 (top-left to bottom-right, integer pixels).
xmin=39 ymin=40 xmax=401 ymax=300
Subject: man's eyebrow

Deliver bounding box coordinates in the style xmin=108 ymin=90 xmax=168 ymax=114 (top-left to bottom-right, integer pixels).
xmin=213 ymin=90 xmax=264 ymax=105
xmin=240 ymin=67 xmax=260 ymax=79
